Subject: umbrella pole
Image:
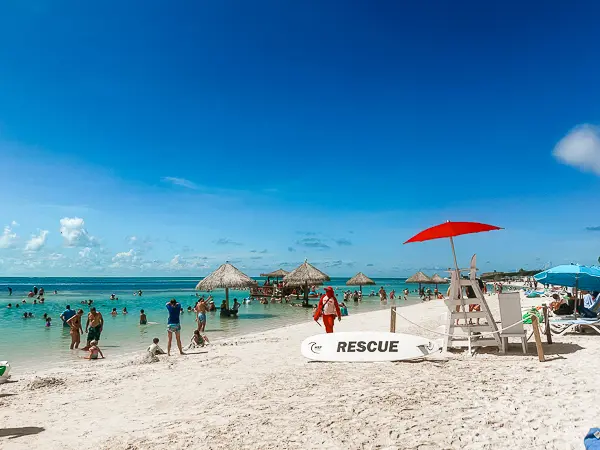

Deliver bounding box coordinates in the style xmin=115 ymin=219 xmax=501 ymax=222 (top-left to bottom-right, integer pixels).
xmin=225 ymin=287 xmax=230 ymax=310
xmin=449 ymin=236 xmax=459 ymax=271
xmin=303 ymin=282 xmax=309 ymax=307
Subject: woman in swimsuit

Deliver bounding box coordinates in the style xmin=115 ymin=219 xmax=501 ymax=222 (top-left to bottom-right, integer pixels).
xmin=67 ymin=309 xmax=84 ymax=349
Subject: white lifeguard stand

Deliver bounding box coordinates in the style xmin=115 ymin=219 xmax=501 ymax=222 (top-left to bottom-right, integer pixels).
xmin=443 ymin=254 xmax=501 ymax=354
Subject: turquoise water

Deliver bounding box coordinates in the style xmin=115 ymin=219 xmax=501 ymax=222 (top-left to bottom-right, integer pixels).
xmin=0 ymin=277 xmax=420 ymax=371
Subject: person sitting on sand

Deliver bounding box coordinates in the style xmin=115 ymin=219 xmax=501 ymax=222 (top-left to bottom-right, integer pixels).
xmin=111 ymin=308 xmax=118 ymax=316
xmin=186 ymin=330 xmax=205 ymax=349
xmin=67 ymin=309 xmax=84 ymax=349
xmin=85 ymin=340 xmax=104 ymax=360
xmin=140 ymin=309 xmax=147 ymax=325
xmin=148 ymin=338 xmax=166 ymax=357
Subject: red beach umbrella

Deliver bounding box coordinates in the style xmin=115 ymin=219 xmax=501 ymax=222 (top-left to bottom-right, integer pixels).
xmin=404 ymin=221 xmax=502 ymax=270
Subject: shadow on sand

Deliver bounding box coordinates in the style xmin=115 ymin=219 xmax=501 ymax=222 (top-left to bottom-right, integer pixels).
xmin=473 ymin=341 xmax=584 ymax=358
xmin=0 ymin=427 xmax=45 ymax=439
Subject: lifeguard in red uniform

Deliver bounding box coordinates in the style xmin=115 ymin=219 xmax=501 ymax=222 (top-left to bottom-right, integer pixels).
xmin=314 ymin=286 xmax=341 ymax=333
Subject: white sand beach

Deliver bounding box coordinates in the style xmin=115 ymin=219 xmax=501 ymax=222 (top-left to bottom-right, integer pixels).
xmin=0 ymin=292 xmax=598 ymax=450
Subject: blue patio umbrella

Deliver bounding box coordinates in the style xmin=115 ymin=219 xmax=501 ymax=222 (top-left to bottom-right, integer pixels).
xmin=534 ymin=264 xmax=600 ymax=292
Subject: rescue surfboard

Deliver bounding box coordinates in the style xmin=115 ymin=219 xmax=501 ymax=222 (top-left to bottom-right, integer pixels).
xmin=301 ymin=332 xmax=441 ymax=362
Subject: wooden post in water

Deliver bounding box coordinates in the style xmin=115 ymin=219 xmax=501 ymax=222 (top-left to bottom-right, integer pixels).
xmin=542 ymin=304 xmax=552 ymax=344
xmin=530 ymin=314 xmax=545 ymax=362
xmin=390 ymin=306 xmax=396 ymax=333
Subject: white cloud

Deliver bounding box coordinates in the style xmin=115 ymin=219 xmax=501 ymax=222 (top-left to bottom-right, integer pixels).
xmin=161 ymin=177 xmax=198 ymax=190
xmin=110 ymin=249 xmax=141 ymax=268
xmin=11 ymin=221 xmax=18 ymax=227
xmin=553 ymin=124 xmax=600 ymax=175
xmin=24 ymin=230 xmax=49 ymax=252
xmin=0 ymin=225 xmax=18 ymax=249
xmin=59 ymin=217 xmax=97 ymax=247
xmin=79 ymin=247 xmax=92 ymax=258
xmin=128 ymin=236 xmax=137 ymax=244
xmin=167 ymin=254 xmax=209 ymax=271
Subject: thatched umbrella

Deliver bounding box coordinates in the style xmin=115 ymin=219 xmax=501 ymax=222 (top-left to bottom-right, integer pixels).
xmin=346 ymin=272 xmax=375 ymax=293
xmin=405 ymin=271 xmax=432 ymax=292
xmin=260 ymin=268 xmax=289 ymax=282
xmin=196 ymin=262 xmax=257 ymax=309
xmin=283 ymin=260 xmax=330 ymax=306
xmin=430 ymin=273 xmax=448 ymax=289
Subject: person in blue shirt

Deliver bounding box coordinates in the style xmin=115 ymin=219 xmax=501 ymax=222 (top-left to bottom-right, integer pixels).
xmin=60 ymin=305 xmax=76 ymax=327
xmin=166 ymin=298 xmax=185 ymax=356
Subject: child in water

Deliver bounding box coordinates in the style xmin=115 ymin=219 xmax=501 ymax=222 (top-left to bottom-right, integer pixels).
xmin=85 ymin=340 xmax=104 ymax=360
xmin=139 ymin=309 xmax=147 ymax=325
xmin=111 ymin=308 xmax=118 ymax=316
xmin=45 ymin=317 xmax=52 ymax=327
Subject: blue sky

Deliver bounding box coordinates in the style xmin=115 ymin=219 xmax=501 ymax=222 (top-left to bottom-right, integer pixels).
xmin=1 ymin=1 xmax=600 ymax=277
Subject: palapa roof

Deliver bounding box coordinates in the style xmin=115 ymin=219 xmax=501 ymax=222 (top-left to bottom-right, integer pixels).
xmin=346 ymin=272 xmax=375 ymax=286
xmin=196 ymin=263 xmax=257 ymax=291
xmin=430 ymin=273 xmax=448 ymax=284
xmin=260 ymin=269 xmax=289 ymax=278
xmin=405 ymin=271 xmax=433 ymax=284
xmin=283 ymin=260 xmax=330 ymax=286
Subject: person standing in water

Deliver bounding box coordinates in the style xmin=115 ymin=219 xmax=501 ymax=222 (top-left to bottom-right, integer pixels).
xmin=67 ymin=309 xmax=84 ymax=349
xmin=195 ymin=299 xmax=207 ymax=333
xmin=84 ymin=307 xmax=104 ymax=350
xmin=313 ymin=286 xmax=341 ymax=333
xmin=7 ymin=287 xmax=11 ymax=296
xmin=60 ymin=305 xmax=76 ymax=328
xmin=166 ymin=299 xmax=185 ymax=356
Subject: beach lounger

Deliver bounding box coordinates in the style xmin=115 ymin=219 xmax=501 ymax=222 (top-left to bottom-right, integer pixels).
xmin=498 ymin=292 xmax=528 ymax=354
xmin=550 ymin=317 xmax=600 ymax=336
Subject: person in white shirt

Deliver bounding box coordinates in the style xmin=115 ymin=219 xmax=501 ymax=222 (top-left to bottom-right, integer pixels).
xmin=578 ymin=291 xmax=599 ymax=318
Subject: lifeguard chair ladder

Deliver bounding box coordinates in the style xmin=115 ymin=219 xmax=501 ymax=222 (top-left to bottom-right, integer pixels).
xmin=443 ymin=254 xmax=501 ymax=354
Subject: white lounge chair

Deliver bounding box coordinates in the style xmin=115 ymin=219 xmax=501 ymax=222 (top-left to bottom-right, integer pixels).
xmin=498 ymin=292 xmax=527 ymax=354
xmin=550 ymin=317 xmax=600 ymax=335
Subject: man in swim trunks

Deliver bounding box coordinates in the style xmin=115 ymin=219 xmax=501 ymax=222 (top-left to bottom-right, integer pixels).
xmin=67 ymin=309 xmax=84 ymax=349
xmin=84 ymin=307 xmax=104 ymax=350
xmin=166 ymin=299 xmax=185 ymax=356
xmin=195 ymin=299 xmax=207 ymax=333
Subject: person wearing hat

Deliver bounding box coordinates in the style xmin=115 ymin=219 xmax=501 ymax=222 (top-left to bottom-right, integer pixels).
xmin=314 ymin=286 xmax=342 ymax=333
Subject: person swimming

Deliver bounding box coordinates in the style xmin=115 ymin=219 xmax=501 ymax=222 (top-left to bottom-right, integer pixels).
xmin=122 ymin=307 xmax=128 ymax=315
xmin=111 ymin=308 xmax=118 ymax=316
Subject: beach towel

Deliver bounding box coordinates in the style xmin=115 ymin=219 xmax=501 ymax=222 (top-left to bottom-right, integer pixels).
xmin=584 ymin=428 xmax=600 ymax=449
xmin=522 ymin=308 xmax=543 ymax=325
